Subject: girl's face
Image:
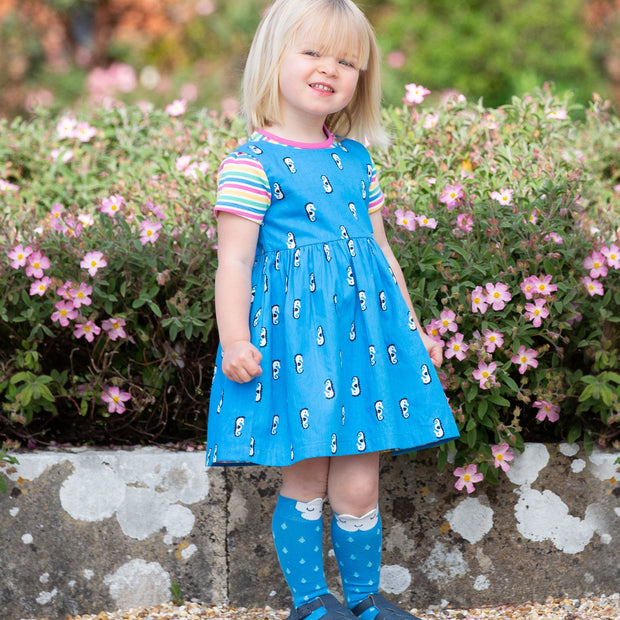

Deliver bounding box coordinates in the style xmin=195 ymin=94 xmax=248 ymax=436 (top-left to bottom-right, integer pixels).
xmin=277 ymin=32 xmax=360 ymax=132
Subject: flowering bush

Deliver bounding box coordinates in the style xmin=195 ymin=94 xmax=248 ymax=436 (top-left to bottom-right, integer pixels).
xmin=0 ymin=104 xmax=239 ymax=444
xmin=0 ymin=88 xmax=618 ymax=491
xmin=376 ymin=86 xmax=619 ymax=490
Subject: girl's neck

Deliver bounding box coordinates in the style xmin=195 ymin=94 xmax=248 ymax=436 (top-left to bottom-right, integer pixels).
xmin=264 ymin=120 xmax=329 ymax=145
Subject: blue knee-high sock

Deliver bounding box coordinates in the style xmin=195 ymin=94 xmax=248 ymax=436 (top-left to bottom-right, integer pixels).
xmin=272 ymin=495 xmax=330 ymax=614
xmin=331 ymin=506 xmax=382 ymax=617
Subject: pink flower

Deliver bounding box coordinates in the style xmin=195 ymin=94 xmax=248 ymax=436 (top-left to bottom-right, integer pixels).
xmin=101 ymin=386 xmax=131 ymax=414
xmin=490 ymin=188 xmax=514 ymax=206
xmin=524 ymin=298 xmax=549 ymax=327
xmin=543 ymin=231 xmax=563 ymax=244
xmin=29 ymin=276 xmax=52 ymax=297
xmin=56 ymin=116 xmax=77 ymax=139
xmin=74 ymin=320 xmax=101 ymax=343
xmin=424 ymin=319 xmax=445 ymax=345
xmin=102 ymin=317 xmax=127 ymax=341
xmin=601 ymin=244 xmax=619 ymax=269
xmin=100 ymin=194 xmax=124 ymax=218
xmin=471 ymin=285 xmax=489 ymax=314
xmin=166 ymin=99 xmax=187 ymax=116
xmin=80 ymin=251 xmax=107 ymax=276
xmin=439 ymin=183 xmax=464 ymax=209
xmin=482 ymin=329 xmax=503 ymax=353
xmin=74 ymin=121 xmax=97 ymax=142
xmin=472 ymin=361 xmax=498 ymax=390
xmin=145 ymin=201 xmax=167 ymax=221
xmin=438 ymin=309 xmax=458 ymax=335
xmin=57 ymin=280 xmax=75 ymax=302
xmin=520 ymin=276 xmax=537 ymax=300
xmin=50 ymin=147 xmax=74 ymax=163
xmin=456 ymin=213 xmax=473 ymax=232
xmin=584 ymin=252 xmax=608 ymax=279
xmin=25 ymin=251 xmax=50 ymax=279
xmin=176 ymin=155 xmax=192 ymax=172
xmin=582 ymin=276 xmax=604 ymax=297
xmin=184 ymin=160 xmax=209 ymax=181
xmin=62 ymin=216 xmax=83 ymax=239
xmin=386 ymin=50 xmax=406 ymax=69
xmin=78 ymin=213 xmax=95 ymax=227
xmin=0 ymin=179 xmax=19 ymax=192
xmin=423 ymin=113 xmax=439 ymax=129
xmin=547 ymin=109 xmax=568 ymax=120
xmin=491 ymin=442 xmax=514 ymax=472
xmin=69 ymin=282 xmax=93 ymax=308
xmin=139 ymin=219 xmax=163 ymax=245
xmin=50 ymin=202 xmax=63 ymax=222
xmin=529 ymin=274 xmax=557 ymax=297
xmin=415 ymin=214 xmax=437 ymax=229
xmin=533 ymin=400 xmax=560 ymax=422
xmin=8 ymin=243 xmax=33 ymax=269
xmin=511 ymin=345 xmax=538 ymax=374
xmin=405 ymin=83 xmax=431 ymax=104
xmin=51 ymin=300 xmax=78 ymax=327
xmin=445 ymin=333 xmax=468 ymax=361
xmin=395 ymin=208 xmax=416 ymax=231
xmin=485 ymin=282 xmax=512 ymax=311
xmin=454 ymin=464 xmax=484 ymax=494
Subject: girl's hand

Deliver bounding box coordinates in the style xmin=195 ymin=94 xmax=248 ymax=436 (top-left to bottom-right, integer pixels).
xmin=222 ymin=340 xmax=263 ymax=383
xmin=421 ymin=333 xmax=443 ymax=368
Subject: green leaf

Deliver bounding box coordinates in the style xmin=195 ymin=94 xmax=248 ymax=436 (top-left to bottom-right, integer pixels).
xmin=567 ymin=422 xmax=582 ymax=445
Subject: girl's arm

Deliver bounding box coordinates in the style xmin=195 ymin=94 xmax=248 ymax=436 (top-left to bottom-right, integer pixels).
xmin=215 ymin=212 xmax=263 ymax=383
xmin=370 ymin=210 xmax=443 ymax=368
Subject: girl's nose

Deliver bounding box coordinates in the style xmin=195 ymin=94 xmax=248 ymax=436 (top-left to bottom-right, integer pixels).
xmin=319 ymin=57 xmax=338 ymax=76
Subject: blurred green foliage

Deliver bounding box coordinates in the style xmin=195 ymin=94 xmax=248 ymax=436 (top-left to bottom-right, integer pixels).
xmin=0 ymin=0 xmax=614 ymax=118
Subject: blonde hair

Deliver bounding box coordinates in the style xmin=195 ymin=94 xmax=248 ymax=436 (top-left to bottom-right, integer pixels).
xmin=242 ymin=0 xmax=387 ymax=147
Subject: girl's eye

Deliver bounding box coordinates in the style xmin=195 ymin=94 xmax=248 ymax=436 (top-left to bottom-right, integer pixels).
xmin=304 ymin=50 xmax=319 ymax=57
xmin=339 ymin=60 xmax=354 ymax=68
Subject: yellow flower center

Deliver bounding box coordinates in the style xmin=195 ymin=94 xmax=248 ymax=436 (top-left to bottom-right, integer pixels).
xmin=464 ymin=474 xmax=471 ymax=482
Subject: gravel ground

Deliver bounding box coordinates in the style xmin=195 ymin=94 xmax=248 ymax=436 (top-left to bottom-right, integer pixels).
xmin=56 ymin=594 xmax=620 ymax=620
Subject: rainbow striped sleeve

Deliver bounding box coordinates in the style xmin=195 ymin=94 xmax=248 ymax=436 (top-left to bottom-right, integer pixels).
xmin=214 ymin=152 xmax=271 ymax=223
xmin=367 ymin=161 xmax=385 ymax=214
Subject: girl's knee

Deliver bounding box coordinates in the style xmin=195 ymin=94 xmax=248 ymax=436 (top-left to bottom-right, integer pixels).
xmin=327 ymin=454 xmax=380 ymax=515
xmin=280 ymin=457 xmax=329 ymax=501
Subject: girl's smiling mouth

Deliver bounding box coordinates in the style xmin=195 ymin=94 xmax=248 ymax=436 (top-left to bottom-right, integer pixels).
xmin=309 ymin=82 xmax=335 ymax=93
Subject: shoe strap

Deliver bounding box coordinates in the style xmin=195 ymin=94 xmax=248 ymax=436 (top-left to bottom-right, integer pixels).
xmin=296 ymin=596 xmax=327 ymax=620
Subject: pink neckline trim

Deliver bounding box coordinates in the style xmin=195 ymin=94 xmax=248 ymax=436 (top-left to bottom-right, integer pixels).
xmin=257 ymin=127 xmax=334 ymax=149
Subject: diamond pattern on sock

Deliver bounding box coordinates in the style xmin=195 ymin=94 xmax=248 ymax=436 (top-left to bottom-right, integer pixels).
xmin=330 ymin=506 xmax=382 ymax=609
xmin=272 ymin=495 xmax=330 ymax=608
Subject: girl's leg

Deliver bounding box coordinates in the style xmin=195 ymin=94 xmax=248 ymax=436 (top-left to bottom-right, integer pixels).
xmin=273 ymin=457 xmax=332 ymax=618
xmin=327 ymin=453 xmax=383 ymax=618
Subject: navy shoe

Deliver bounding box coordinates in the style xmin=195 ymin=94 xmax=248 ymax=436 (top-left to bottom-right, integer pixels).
xmin=288 ymin=594 xmax=359 ymax=620
xmin=351 ymin=594 xmax=422 ymax=620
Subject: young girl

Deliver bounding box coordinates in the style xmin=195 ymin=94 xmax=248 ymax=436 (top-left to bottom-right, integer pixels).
xmin=206 ymin=1 xmax=459 ymax=619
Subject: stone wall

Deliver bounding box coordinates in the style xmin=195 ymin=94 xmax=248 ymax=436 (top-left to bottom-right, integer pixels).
xmin=1 ymin=443 xmax=618 ymax=620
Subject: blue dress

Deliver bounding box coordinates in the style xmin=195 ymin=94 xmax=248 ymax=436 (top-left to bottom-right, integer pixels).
xmin=206 ymin=132 xmax=458 ymax=466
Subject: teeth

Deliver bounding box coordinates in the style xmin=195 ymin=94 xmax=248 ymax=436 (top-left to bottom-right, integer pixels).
xmin=311 ymin=83 xmax=334 ymax=92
